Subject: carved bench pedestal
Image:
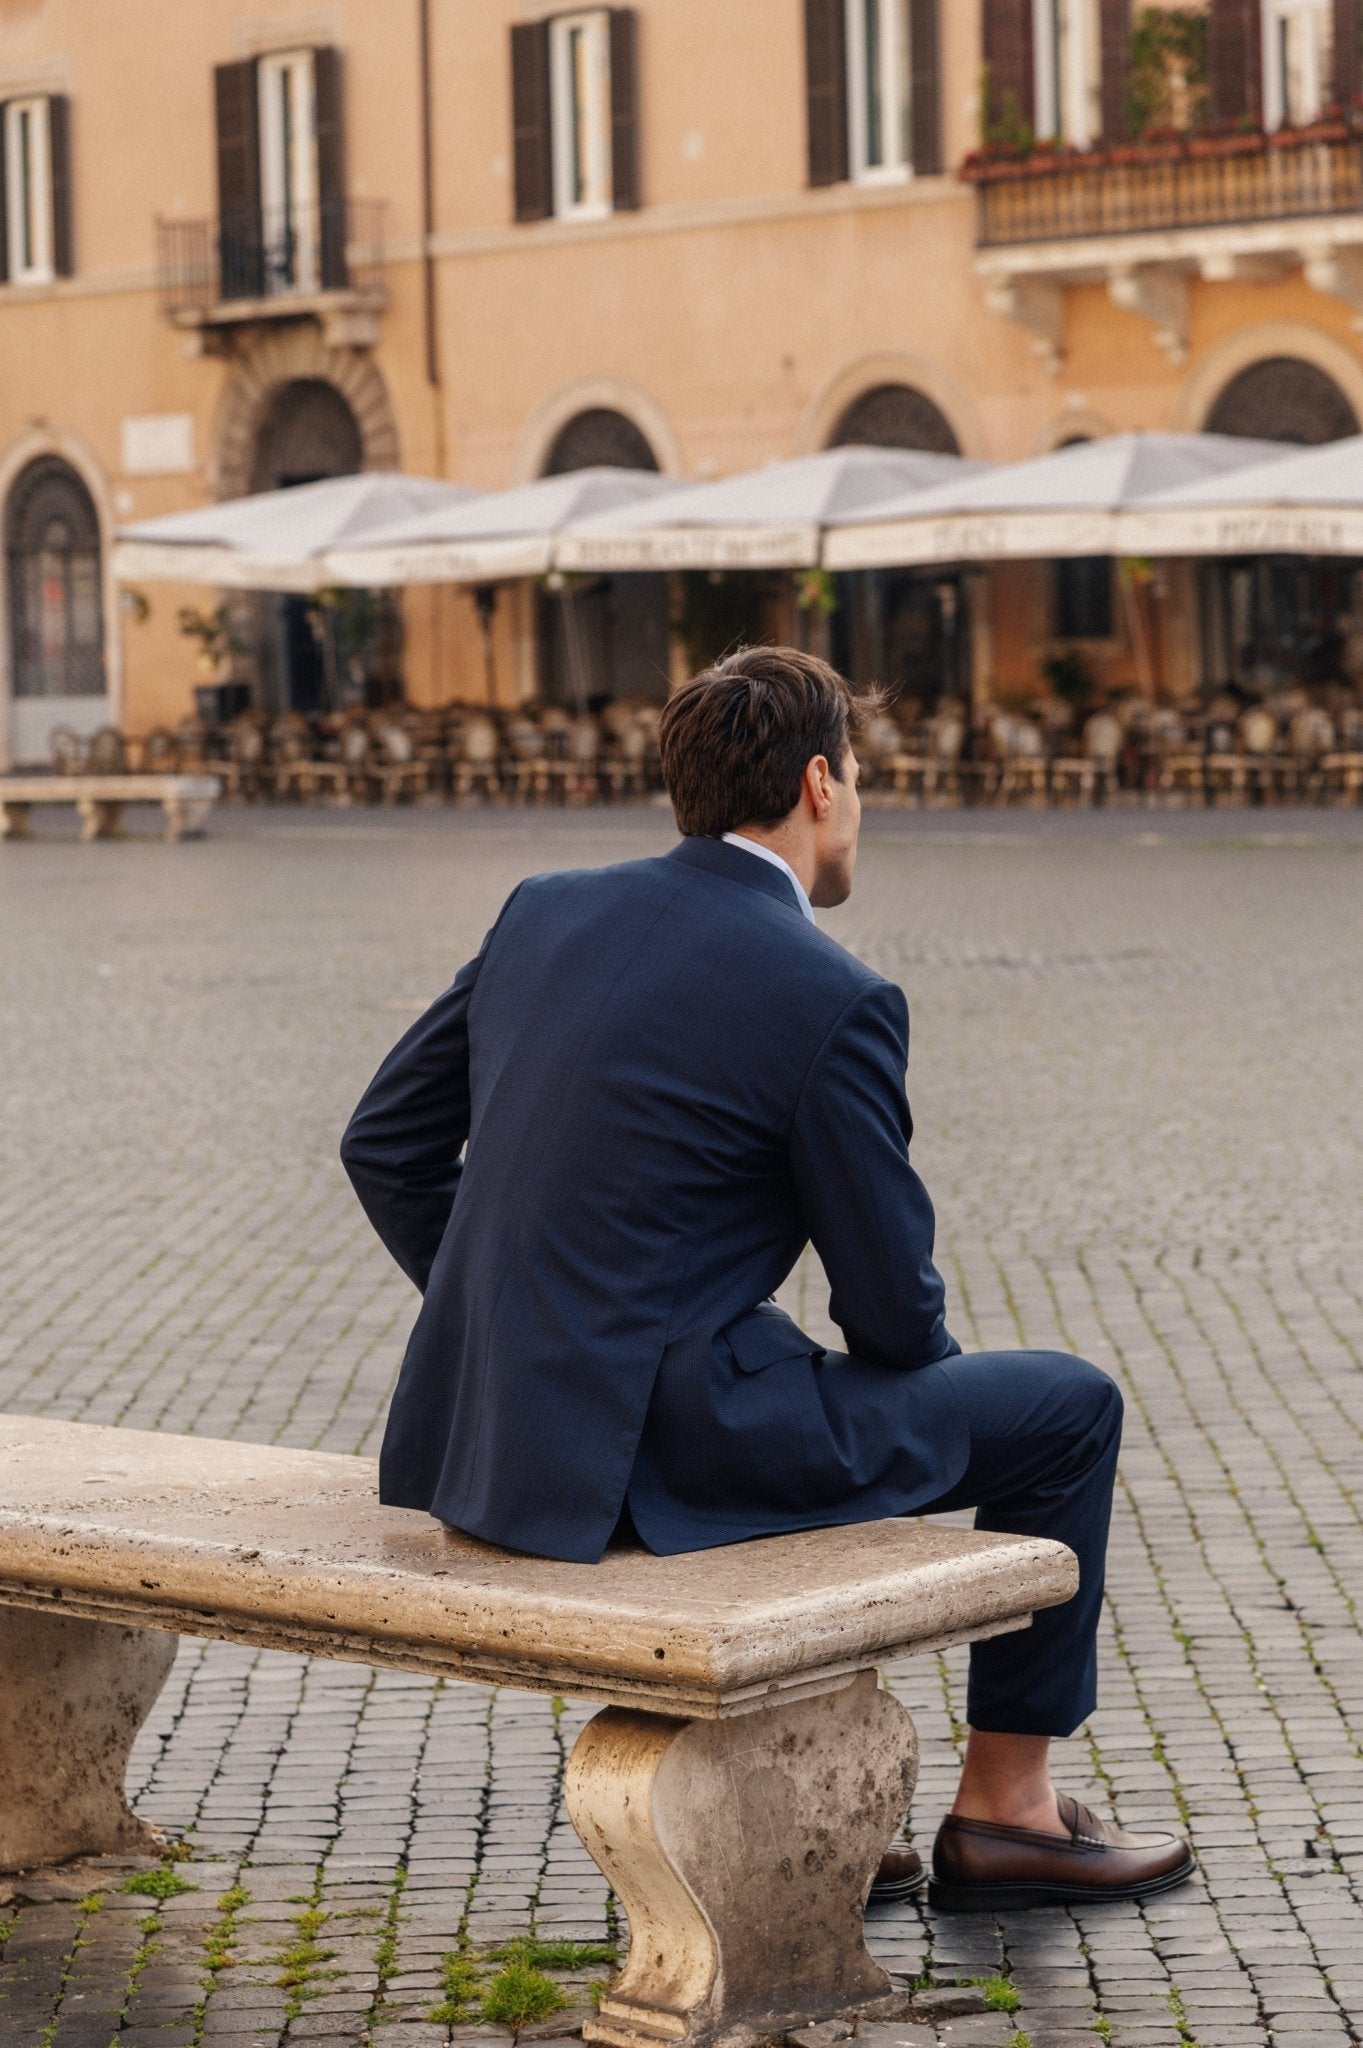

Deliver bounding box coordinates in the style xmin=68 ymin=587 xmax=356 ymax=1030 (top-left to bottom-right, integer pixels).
xmin=0 ymin=1608 xmax=175 ymax=1871
xmin=567 ymin=1669 xmax=918 ymax=2048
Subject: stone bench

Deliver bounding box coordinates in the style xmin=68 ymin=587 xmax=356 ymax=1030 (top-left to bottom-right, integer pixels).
xmin=0 ymin=774 xmax=221 ymax=842
xmin=0 ymin=1414 xmax=1077 ymax=2048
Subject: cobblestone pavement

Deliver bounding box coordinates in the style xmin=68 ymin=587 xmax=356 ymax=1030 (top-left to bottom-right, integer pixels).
xmin=2 ymin=802 xmax=1363 ymax=2048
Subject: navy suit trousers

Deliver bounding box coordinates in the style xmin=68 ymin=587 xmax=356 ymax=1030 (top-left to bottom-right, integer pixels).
xmin=912 ymin=1350 xmax=1123 ymax=1738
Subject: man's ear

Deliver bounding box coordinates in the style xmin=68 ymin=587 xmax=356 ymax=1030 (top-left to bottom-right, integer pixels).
xmin=804 ymin=754 xmax=833 ymax=820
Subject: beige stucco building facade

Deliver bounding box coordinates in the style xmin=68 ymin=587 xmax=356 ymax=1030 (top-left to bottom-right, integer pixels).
xmin=2 ymin=0 xmax=1362 ymax=761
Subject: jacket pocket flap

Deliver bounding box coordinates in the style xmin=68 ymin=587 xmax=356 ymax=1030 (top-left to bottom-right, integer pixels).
xmin=722 ymin=1305 xmax=824 ymax=1374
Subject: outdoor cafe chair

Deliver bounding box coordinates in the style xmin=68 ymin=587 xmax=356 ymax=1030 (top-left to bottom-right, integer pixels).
xmin=991 ymin=716 xmax=1048 ymax=808
xmin=48 ymin=725 xmax=88 ymax=776
xmin=451 ymin=715 xmax=502 ymax=803
xmin=372 ymin=719 xmax=433 ymax=805
xmin=85 ymin=727 xmax=128 ymax=777
xmin=216 ymin=717 xmax=269 ymax=803
xmin=1050 ymin=712 xmax=1122 ymax=807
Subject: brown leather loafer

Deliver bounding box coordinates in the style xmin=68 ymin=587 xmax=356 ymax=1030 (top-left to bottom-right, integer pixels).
xmin=929 ymin=1793 xmax=1194 ymax=1912
xmin=867 ymin=1843 xmax=926 ymax=1904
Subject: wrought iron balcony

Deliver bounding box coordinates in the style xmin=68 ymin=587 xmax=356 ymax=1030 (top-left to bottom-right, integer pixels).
xmin=156 ymin=197 xmax=386 ymax=348
xmin=970 ymin=127 xmax=1363 ymax=248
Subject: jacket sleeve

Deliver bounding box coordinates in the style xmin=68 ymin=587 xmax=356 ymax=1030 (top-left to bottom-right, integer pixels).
xmin=788 ymin=979 xmax=959 ymax=1370
xmin=340 ymin=883 xmax=521 ymax=1296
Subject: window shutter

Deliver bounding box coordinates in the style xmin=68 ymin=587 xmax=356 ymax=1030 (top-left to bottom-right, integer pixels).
xmin=1100 ymin=0 xmax=1130 ymax=139
xmin=511 ymin=20 xmax=553 ymax=222
xmin=313 ymin=47 xmax=348 ymax=287
xmin=0 ymin=106 xmax=7 ymax=284
xmin=48 ymin=94 xmax=74 ymax=275
xmin=214 ymin=59 xmax=262 ymax=298
xmin=1207 ymin=0 xmax=1263 ymax=124
xmin=1334 ymin=0 xmax=1363 ymax=105
xmin=609 ymin=10 xmax=641 ymax=210
xmin=909 ymin=0 xmax=942 ymax=173
xmin=804 ymin=0 xmax=849 ymax=186
xmin=981 ymin=0 xmax=1035 ymax=135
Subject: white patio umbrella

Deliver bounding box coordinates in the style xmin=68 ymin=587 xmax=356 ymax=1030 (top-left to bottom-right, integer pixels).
xmin=1113 ymin=433 xmax=1363 ymax=556
xmin=323 ymin=467 xmax=680 ymax=585
xmin=822 ymin=431 xmax=1293 ymax=570
xmin=555 ymin=446 xmax=989 ymax=573
xmin=113 ymin=472 xmax=483 ymax=593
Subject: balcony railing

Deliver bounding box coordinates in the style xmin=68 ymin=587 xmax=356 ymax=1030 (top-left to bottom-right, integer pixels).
xmin=971 ymin=129 xmax=1363 ymax=248
xmin=157 ymin=197 xmax=385 ymax=317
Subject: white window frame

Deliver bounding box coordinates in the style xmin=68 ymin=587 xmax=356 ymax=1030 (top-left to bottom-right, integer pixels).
xmin=4 ymin=97 xmax=54 ymax=286
xmin=550 ymin=10 xmax=612 ymax=221
xmin=258 ymin=48 xmax=319 ymax=292
xmin=1033 ymin=0 xmax=1100 ymax=149
xmin=846 ymin=0 xmax=912 ymax=183
xmin=1261 ymin=0 xmax=1333 ymax=130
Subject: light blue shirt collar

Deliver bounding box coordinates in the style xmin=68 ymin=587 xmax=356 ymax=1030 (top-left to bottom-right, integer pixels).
xmin=721 ymin=832 xmax=816 ymax=924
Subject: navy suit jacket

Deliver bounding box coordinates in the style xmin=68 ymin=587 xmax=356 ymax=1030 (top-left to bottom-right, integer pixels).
xmin=341 ymin=835 xmax=968 ymax=1563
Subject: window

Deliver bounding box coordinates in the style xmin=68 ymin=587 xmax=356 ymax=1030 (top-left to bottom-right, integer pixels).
xmin=6 ymin=456 xmax=104 ymax=701
xmin=214 ymin=49 xmax=345 ymax=301
xmin=1033 ymin=0 xmax=1100 ymax=148
xmin=550 ymin=12 xmax=612 ymax=219
xmin=512 ymin=12 xmax=639 ymax=223
xmin=847 ymin=0 xmax=911 ymax=180
xmin=258 ymin=50 xmax=319 ymax=292
xmin=1262 ymin=0 xmax=1333 ymax=128
xmin=4 ymin=97 xmax=53 ymax=284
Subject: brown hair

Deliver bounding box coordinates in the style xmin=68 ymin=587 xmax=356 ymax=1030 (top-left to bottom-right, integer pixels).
xmin=658 ymin=645 xmax=876 ymax=838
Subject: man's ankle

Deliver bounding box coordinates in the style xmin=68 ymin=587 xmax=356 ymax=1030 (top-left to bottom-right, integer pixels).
xmin=949 ymin=1786 xmax=1066 ymax=1835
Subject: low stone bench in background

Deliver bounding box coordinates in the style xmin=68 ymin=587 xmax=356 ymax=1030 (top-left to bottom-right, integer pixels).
xmin=0 ymin=773 xmax=221 ymax=842
xmin=0 ymin=1414 xmax=1076 ymax=2048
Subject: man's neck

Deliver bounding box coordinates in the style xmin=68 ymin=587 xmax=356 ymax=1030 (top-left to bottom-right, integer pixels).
xmin=724 ymin=827 xmax=817 ymax=903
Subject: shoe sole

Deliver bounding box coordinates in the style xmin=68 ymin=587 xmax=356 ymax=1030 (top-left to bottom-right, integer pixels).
xmin=867 ymin=1871 xmax=928 ymax=1905
xmin=927 ymin=1853 xmax=1195 ymax=1914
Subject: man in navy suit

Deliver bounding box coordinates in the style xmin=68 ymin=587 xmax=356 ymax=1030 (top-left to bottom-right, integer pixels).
xmin=342 ymin=647 xmax=1192 ymax=1912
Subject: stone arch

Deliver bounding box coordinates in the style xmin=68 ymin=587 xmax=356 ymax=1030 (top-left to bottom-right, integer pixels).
xmin=1174 ymin=320 xmax=1363 ymax=439
xmin=799 ymin=352 xmax=985 ymax=458
xmin=542 ymin=408 xmax=659 ymax=475
xmin=515 ymin=376 xmax=681 ymax=483
xmin=212 ymin=328 xmax=399 ymax=500
xmin=250 ymin=379 xmax=364 ymax=490
xmin=1204 ymin=356 xmax=1358 ymax=444
xmin=829 ymin=382 xmax=961 ymax=454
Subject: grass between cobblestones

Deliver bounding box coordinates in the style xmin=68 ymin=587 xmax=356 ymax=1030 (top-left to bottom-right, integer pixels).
xmin=2 ymin=807 xmax=1362 ymax=2048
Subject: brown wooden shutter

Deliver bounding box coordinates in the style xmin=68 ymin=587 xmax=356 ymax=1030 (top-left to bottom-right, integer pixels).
xmin=1100 ymin=0 xmax=1130 ymax=139
xmin=609 ymin=10 xmax=641 ymax=209
xmin=1207 ymin=0 xmax=1263 ymax=125
xmin=982 ymin=0 xmax=1035 ymax=135
xmin=313 ymin=46 xmax=348 ymax=287
xmin=805 ymin=0 xmax=849 ymax=185
xmin=1334 ymin=0 xmax=1363 ymax=105
xmin=0 ymin=106 xmax=9 ymax=284
xmin=48 ymin=94 xmax=74 ymax=275
xmin=214 ymin=59 xmax=262 ymax=297
xmin=909 ymin=0 xmax=942 ymax=173
xmin=511 ymin=20 xmax=553 ymax=222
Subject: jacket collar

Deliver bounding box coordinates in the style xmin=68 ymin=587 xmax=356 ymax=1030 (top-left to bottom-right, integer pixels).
xmin=667 ymin=834 xmax=806 ymax=915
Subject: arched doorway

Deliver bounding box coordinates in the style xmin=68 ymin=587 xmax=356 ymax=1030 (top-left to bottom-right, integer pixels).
xmin=1205 ymin=356 xmax=1359 ymax=445
xmin=251 ymin=378 xmax=364 ymax=714
xmin=537 ymin=408 xmax=671 ymax=705
xmin=1201 ymin=359 xmax=1361 ymax=694
xmin=6 ymin=455 xmax=108 ymax=762
xmin=828 ymin=384 xmax=969 ymax=705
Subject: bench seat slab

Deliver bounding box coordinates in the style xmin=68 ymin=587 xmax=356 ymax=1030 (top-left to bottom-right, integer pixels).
xmin=0 ymin=1608 xmax=175 ymax=1870
xmin=569 ymin=1671 xmax=915 ymax=2048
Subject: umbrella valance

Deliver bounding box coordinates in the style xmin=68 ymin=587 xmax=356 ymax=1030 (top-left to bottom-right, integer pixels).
xmin=324 ymin=468 xmax=679 ymax=585
xmin=822 ymin=432 xmax=1292 ymax=570
xmin=1113 ymin=433 xmax=1363 ymax=556
xmin=556 ymin=447 xmax=988 ymax=572
xmin=113 ymin=472 xmax=482 ymax=593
